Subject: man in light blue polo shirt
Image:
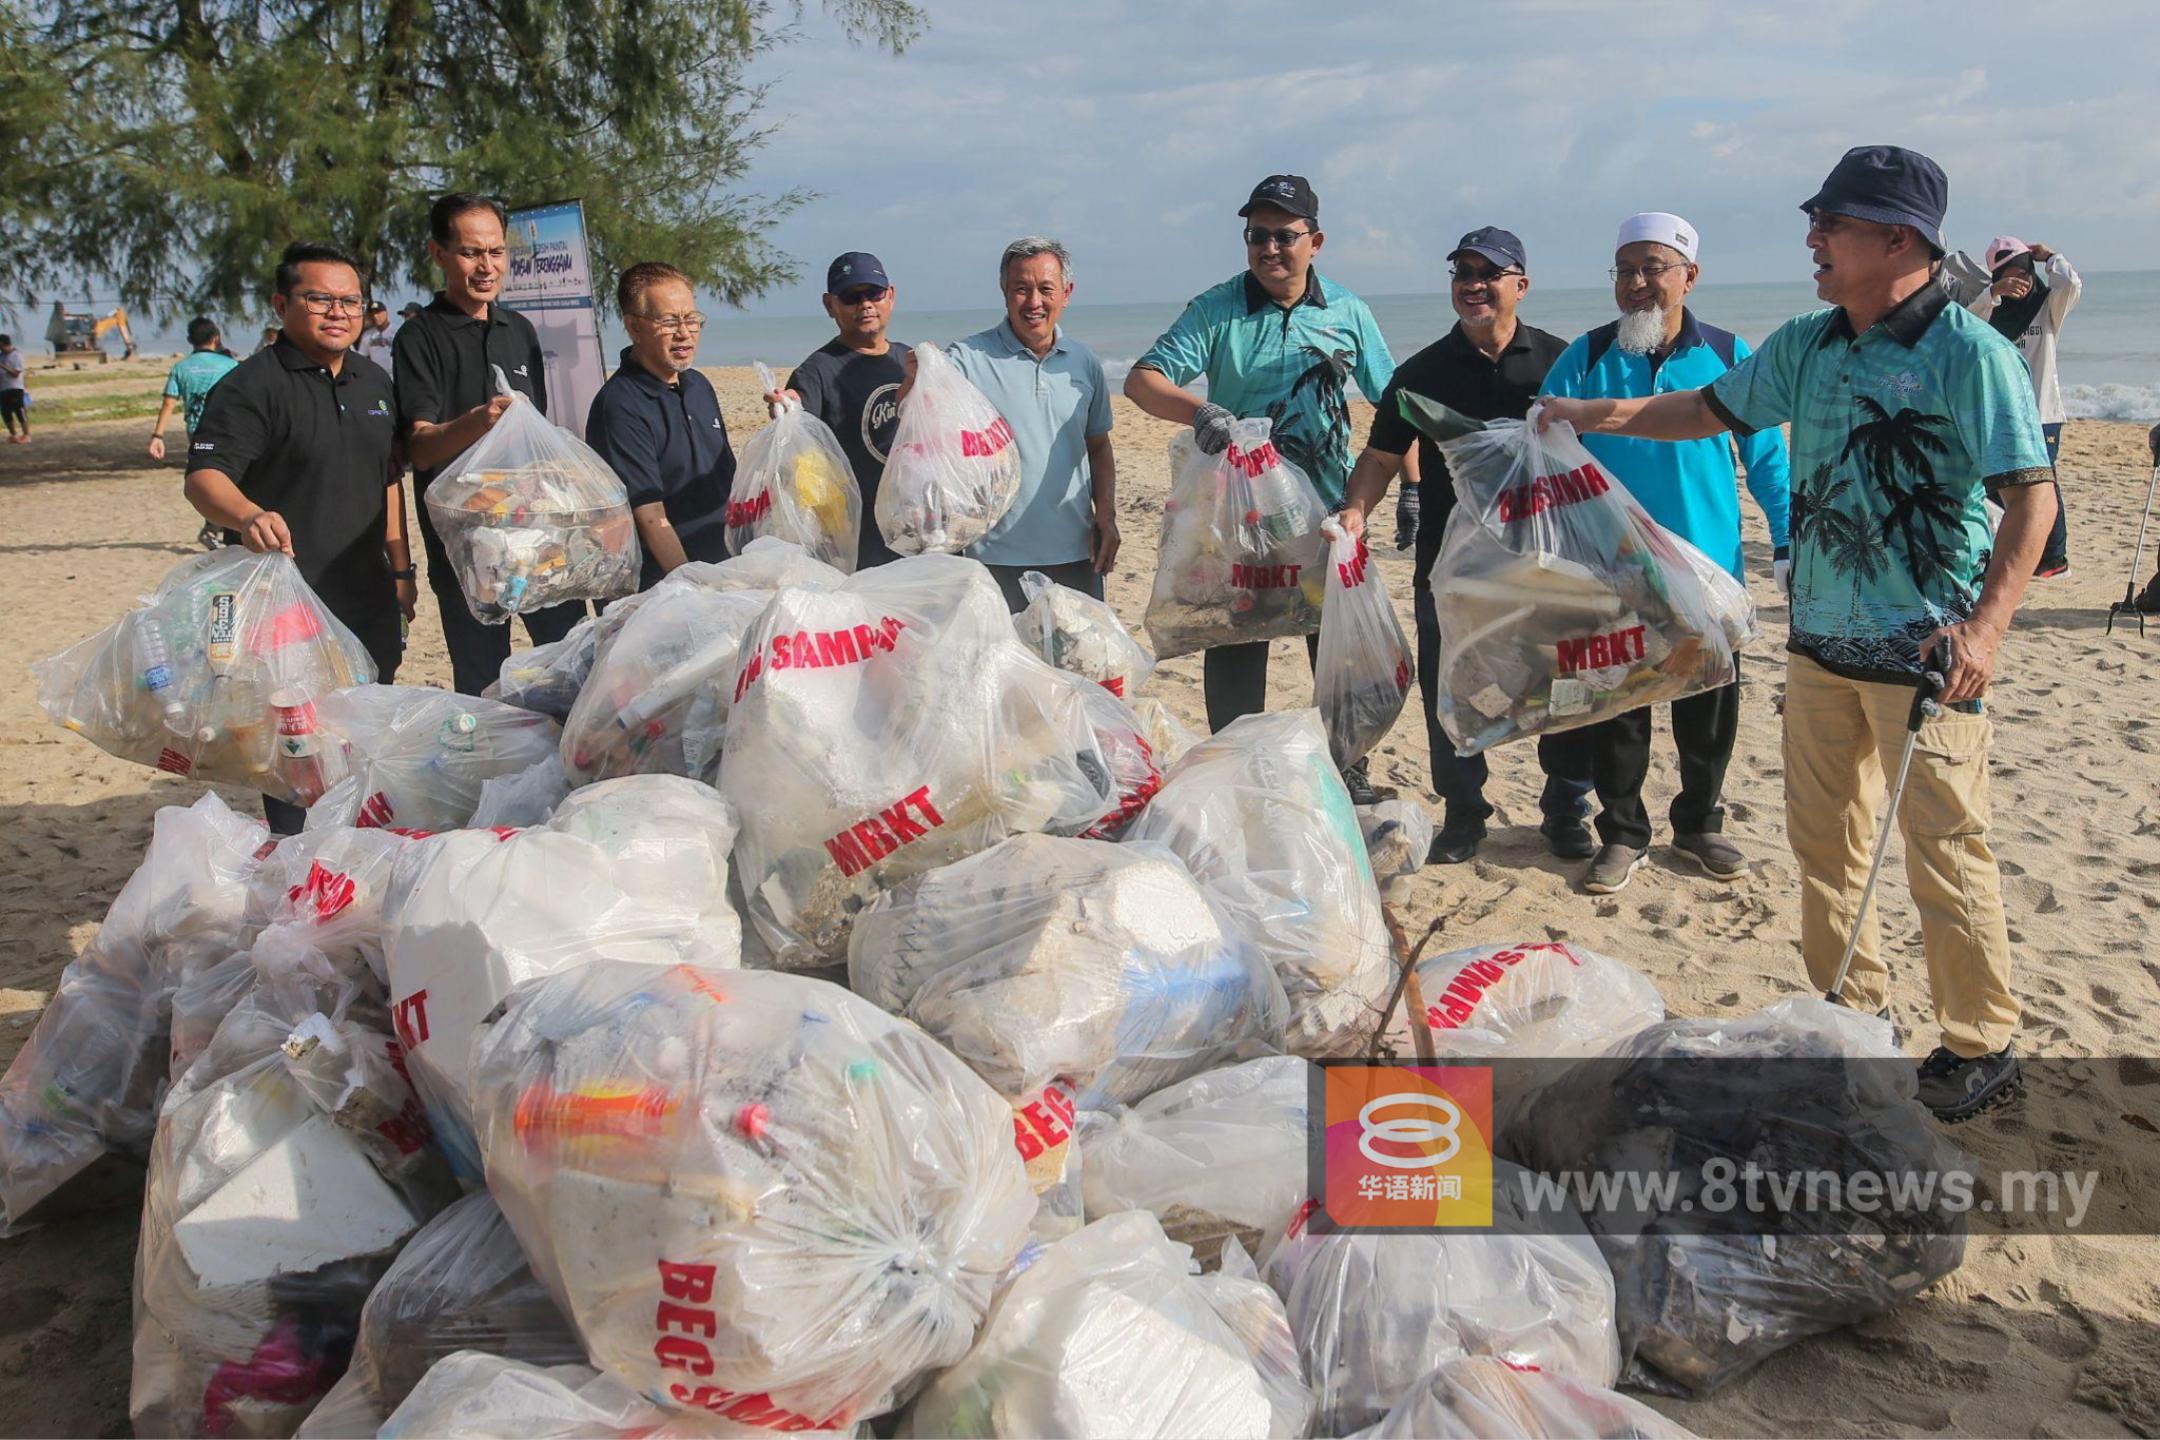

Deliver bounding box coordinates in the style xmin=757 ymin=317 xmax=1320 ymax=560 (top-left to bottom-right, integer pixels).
xmin=944 ymin=236 xmax=1117 ymax=611
xmin=1540 ymin=212 xmax=1792 ymax=895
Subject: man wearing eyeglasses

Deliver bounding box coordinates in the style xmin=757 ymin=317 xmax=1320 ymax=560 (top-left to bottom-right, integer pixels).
xmin=587 ymin=261 xmax=737 ymax=590
xmin=1339 ymin=227 xmax=1594 ymax=865
xmin=1125 ymin=174 xmax=1398 ymax=795
xmin=1535 ymin=213 xmax=1791 ymax=896
xmin=183 ymin=241 xmax=414 ymax=833
xmin=395 ymin=191 xmax=586 ymax=695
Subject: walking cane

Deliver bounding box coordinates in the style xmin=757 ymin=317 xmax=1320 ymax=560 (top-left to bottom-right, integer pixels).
xmin=2106 ymin=452 xmax=2160 ymax=637
xmin=1824 ymin=638 xmax=1951 ymax=1007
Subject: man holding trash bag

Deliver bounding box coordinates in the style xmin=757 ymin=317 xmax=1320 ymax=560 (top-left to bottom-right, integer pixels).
xmin=1537 ymin=213 xmax=1792 ymax=894
xmin=1339 ymin=227 xmax=1595 ymax=866
xmin=395 ymin=192 xmax=585 ymax=695
xmin=1537 ymin=146 xmax=2053 ymax=1120
xmin=182 ymin=241 xmax=415 ymax=834
xmin=1126 ymin=174 xmax=1399 ymax=799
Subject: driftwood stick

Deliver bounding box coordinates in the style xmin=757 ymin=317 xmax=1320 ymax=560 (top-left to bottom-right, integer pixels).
xmin=1372 ymin=905 xmax=1446 ymax=1062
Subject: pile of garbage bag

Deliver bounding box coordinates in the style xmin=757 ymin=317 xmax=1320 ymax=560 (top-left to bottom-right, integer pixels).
xmin=377 ymin=1354 xmax=733 ymax=1439
xmin=468 ymin=960 xmax=1037 ymax=1432
xmin=1356 ymin=1356 xmax=1697 ymax=1440
xmin=425 ymin=366 xmax=640 ymax=622
xmin=1013 ymin=570 xmax=1156 ymax=699
xmin=1145 ymin=421 xmax=1327 ymax=660
xmin=1427 ymin=411 xmax=1756 ymax=755
xmin=876 ymin=342 xmax=1021 ymax=555
xmin=34 ymin=549 xmax=377 ymax=803
xmin=470 ymin=754 xmax=572 ymax=828
xmin=902 ymin=1212 xmax=1311 ymax=1439
xmin=306 ymin=685 xmax=561 ymax=832
xmin=1314 ymin=518 xmax=1413 ymax=767
xmin=483 ymin=614 xmax=609 ymax=720
xmin=728 ymin=365 xmax=862 ymax=571
xmin=1124 ymin=709 xmax=1392 ymax=1058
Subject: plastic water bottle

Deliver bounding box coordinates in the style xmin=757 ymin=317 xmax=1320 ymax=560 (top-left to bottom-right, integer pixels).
xmin=135 ymin=618 xmax=184 ymax=728
xmin=1238 ymin=443 xmax=1306 ymax=547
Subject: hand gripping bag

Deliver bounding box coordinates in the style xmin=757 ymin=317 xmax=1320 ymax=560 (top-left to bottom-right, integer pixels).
xmin=425 ymin=365 xmax=640 ymax=622
xmin=306 ymin=685 xmax=561 ymax=833
xmin=1426 ymin=409 xmax=1756 ymax=754
xmin=1314 ymin=518 xmax=1413 ymax=767
xmin=34 ymin=548 xmax=375 ymax=803
xmin=720 ymin=553 xmax=1115 ymax=968
xmin=728 ymin=363 xmax=862 ymax=571
xmin=847 ymin=834 xmax=1285 ymax=1110
xmin=1013 ymin=570 xmax=1155 ymax=699
xmin=1144 ymin=420 xmax=1327 ymax=660
xmin=875 ymin=342 xmax=1020 ymax=555
xmin=900 ymin=1212 xmax=1311 ymax=1439
xmin=466 ymin=961 xmax=1036 ymax=1432
xmin=1122 ymin=709 xmax=1393 ymax=1059
xmin=1356 ymin=1356 xmax=1698 ymax=1440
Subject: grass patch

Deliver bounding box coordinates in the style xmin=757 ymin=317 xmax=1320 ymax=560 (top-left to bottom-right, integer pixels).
xmin=24 ymin=392 xmax=164 ymax=425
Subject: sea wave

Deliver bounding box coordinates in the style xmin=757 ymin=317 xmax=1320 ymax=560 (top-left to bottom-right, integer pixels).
xmin=2064 ymin=383 xmax=2160 ymax=423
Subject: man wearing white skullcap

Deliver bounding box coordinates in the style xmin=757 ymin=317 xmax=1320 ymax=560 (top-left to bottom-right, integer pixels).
xmin=1537 ymin=212 xmax=1792 ymax=895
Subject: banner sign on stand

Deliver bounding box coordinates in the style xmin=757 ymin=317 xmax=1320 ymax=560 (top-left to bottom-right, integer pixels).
xmin=504 ymin=200 xmax=606 ymax=440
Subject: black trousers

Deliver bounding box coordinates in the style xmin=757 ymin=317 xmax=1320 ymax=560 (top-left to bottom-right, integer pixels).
xmin=263 ymin=605 xmax=404 ymax=836
xmin=417 ymin=500 xmax=587 ymax=696
xmin=985 ymin=557 xmax=1103 ymax=614
xmin=1203 ymin=632 xmax=1319 ymax=734
xmin=1552 ymin=661 xmax=1742 ymax=850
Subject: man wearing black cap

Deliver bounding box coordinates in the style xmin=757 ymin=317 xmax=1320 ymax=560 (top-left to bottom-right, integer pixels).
xmin=1538 ymin=145 xmax=2055 ymax=1121
xmin=1341 ymin=227 xmax=1595 ymax=864
xmin=1126 ymin=175 xmax=1399 ymax=794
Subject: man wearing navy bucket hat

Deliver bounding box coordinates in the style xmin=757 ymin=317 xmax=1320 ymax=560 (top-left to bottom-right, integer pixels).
xmin=1538 ymin=146 xmax=2055 ymax=1123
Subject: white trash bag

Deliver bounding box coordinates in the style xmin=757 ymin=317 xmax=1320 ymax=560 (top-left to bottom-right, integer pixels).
xmin=1013 ymin=570 xmax=1155 ymax=699
xmin=1076 ymin=683 xmax=1165 ymax=840
xmin=379 ymin=1354 xmax=745 ymax=1439
xmin=484 ymin=615 xmax=605 ymax=720
xmin=559 ymin=584 xmax=772 ymax=784
xmin=470 ymin=753 xmax=572 ymax=828
xmin=1123 ymin=709 xmax=1392 ymax=1058
xmin=1355 ymin=799 xmax=1432 ymax=905
xmin=244 ymin=823 xmax=426 ymax=979
xmin=1314 ymin=518 xmax=1413 ymax=767
xmin=306 ymin=685 xmax=561 ymax=833
xmin=1131 ymin=695 xmax=1201 ymax=770
xmin=727 ymin=362 xmax=862 ymax=571
xmin=876 ymin=342 xmax=1021 ymax=555
xmin=1355 ymin=1356 xmax=1697 ymax=1440
xmin=468 ymin=961 xmax=1036 ymax=1431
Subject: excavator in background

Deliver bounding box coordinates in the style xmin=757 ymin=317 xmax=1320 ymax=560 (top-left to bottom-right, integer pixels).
xmin=43 ymin=299 xmax=137 ymax=362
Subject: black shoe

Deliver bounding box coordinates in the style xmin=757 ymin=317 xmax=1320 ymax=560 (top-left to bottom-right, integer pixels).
xmin=2134 ymin=576 xmax=2160 ymax=615
xmin=1539 ymin=816 xmax=1596 ymax=861
xmin=1341 ymin=759 xmax=1382 ymax=807
xmin=1916 ymin=1044 xmax=2022 ymax=1122
xmin=1426 ymin=825 xmax=1484 ymax=866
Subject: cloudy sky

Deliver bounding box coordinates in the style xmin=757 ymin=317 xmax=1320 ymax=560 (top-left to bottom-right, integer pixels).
xmin=735 ymin=0 xmax=2158 ymax=313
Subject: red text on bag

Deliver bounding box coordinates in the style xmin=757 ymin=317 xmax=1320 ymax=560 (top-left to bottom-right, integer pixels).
xmin=1011 ymin=1080 xmax=1077 ymax=1162
xmin=1496 ymin=463 xmax=1610 ymax=522
xmin=822 ymin=785 xmax=946 ymax=877
xmin=960 ymin=416 xmax=1015 ymax=458
xmin=287 ymin=861 xmax=356 ymax=922
xmin=656 ymin=1261 xmax=846 ymax=1431
xmin=1426 ymin=943 xmax=1582 ymax=1030
xmin=727 ymin=490 xmax=773 ymax=528
xmin=1231 ymin=562 xmax=1302 ymax=589
xmin=734 ymin=616 xmax=906 ymax=701
xmin=1225 ymin=441 xmax=1282 ymax=478
xmin=1555 ymin=625 xmax=1646 ymax=675
xmin=391 ymin=989 xmax=430 ymax=1048
xmin=1336 ymin=536 xmax=1371 ymax=588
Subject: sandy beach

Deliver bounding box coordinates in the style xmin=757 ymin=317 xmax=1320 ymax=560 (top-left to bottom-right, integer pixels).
xmin=1 ymin=356 xmax=2156 ymax=1437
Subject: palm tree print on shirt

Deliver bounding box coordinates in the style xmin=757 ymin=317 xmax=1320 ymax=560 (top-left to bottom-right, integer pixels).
xmin=1265 ymin=344 xmax=1351 ymax=484
xmin=1840 ymin=397 xmax=1959 ymax=586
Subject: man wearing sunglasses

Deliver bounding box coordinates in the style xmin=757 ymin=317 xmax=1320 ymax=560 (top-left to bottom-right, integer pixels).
xmin=1126 ymin=174 xmax=1398 ymax=797
xmin=183 ymin=241 xmax=413 ymax=833
xmin=1341 ymin=227 xmax=1594 ymax=866
xmin=395 ymin=192 xmax=586 ymax=695
xmin=1536 ymin=213 xmax=1791 ymax=896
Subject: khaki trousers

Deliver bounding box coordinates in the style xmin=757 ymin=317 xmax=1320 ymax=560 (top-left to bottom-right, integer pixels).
xmin=1782 ymin=653 xmax=2019 ymax=1057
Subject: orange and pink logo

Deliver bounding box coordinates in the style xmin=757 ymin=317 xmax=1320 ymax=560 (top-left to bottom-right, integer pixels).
xmin=1322 ymin=1064 xmax=1494 ymax=1228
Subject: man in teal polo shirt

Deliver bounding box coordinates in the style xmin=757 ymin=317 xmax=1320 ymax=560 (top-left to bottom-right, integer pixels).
xmin=943 ymin=236 xmax=1118 ymax=611
xmin=1539 ymin=146 xmax=2054 ymax=1121
xmin=1540 ymin=212 xmax=1791 ymax=895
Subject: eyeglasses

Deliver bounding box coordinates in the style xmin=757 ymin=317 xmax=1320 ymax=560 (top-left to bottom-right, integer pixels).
xmin=634 ymin=312 xmax=706 ymax=333
xmin=1244 ymin=226 xmax=1313 ymax=249
xmin=296 ymin=292 xmax=367 ymax=316
xmin=835 ymin=287 xmax=890 ymax=306
xmin=1610 ymin=262 xmax=1690 ymax=283
xmin=1449 ymin=265 xmax=1522 ymax=285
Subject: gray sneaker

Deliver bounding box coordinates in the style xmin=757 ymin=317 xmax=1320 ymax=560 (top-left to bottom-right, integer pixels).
xmin=1673 ymin=831 xmax=1746 ymax=880
xmin=1584 ymin=843 xmax=1648 ymax=895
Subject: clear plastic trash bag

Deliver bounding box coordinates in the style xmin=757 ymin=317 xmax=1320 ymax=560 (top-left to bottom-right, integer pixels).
xmin=721 ymin=554 xmax=1115 ymax=968
xmin=1351 ymin=1355 xmax=1697 ymax=1440
xmin=1428 ymin=411 xmax=1756 ymax=755
xmin=1144 ymin=420 xmax=1328 ymax=660
xmin=1076 ymin=684 xmax=1164 ymax=840
xmin=727 ymin=362 xmax=862 ymax=571
xmin=847 ymin=833 xmax=1285 ymax=1109
xmin=484 ymin=614 xmax=606 ymax=720
xmin=1314 ymin=518 xmax=1412 ymax=767
xmin=1079 ymin=1054 xmax=1312 ymax=1269
xmin=1122 ymin=709 xmax=1392 ymax=1059
xmin=1013 ymin=570 xmax=1155 ymax=699
xmin=0 ymin=793 xmax=265 ymax=1233
xmin=900 ymin=1212 xmax=1311 ymax=1439
xmin=1355 ymin=799 xmax=1432 ymax=906
xmin=1131 ymin=696 xmax=1201 ymax=770
xmin=876 ymin=342 xmax=1022 ymax=555
xmin=470 ymin=753 xmax=571 ymax=828
xmin=306 ymin=685 xmax=562 ymax=833
xmin=379 ymin=1354 xmax=769 ymax=1439
xmin=33 ymin=548 xmax=375 ymax=803
xmin=467 ymin=960 xmax=1037 ymax=1431
xmin=244 ymin=824 xmax=427 ymax=982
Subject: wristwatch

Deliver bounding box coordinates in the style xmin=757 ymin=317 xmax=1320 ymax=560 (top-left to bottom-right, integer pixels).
xmin=391 ymin=567 xmax=416 ymax=580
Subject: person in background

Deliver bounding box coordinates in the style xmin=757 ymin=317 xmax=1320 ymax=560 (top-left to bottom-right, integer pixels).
xmin=255 ymin=326 xmax=280 ymax=354
xmin=586 ymin=262 xmax=736 ymax=589
xmin=395 ymin=191 xmax=586 ymax=695
xmin=1537 ymin=213 xmax=1792 ymax=894
xmin=182 ymin=241 xmax=415 ymax=835
xmin=2136 ymin=424 xmax=2160 ymax=613
xmin=149 ymin=317 xmax=242 ymax=546
xmin=1339 ymin=227 xmax=1593 ymax=863
xmin=355 ymin=299 xmax=398 ymax=375
xmin=1958 ymin=237 xmax=2078 ymax=577
xmin=1125 ymin=174 xmax=1400 ymax=801
xmin=1537 ymin=145 xmax=2054 ymax=1121
xmin=0 ymin=334 xmax=27 ymax=444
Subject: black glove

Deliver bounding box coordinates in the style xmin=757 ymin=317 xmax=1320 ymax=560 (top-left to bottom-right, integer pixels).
xmin=1192 ymin=402 xmax=1235 ymax=456
xmin=1393 ymin=483 xmax=1421 ymax=552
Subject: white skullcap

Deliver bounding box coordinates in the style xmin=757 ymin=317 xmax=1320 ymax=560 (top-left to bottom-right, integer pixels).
xmin=1616 ymin=212 xmax=1698 ymax=263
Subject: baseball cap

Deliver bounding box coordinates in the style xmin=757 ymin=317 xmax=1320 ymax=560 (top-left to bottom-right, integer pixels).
xmin=1799 ymin=145 xmax=1948 ymax=255
xmin=825 ymin=252 xmax=891 ymax=295
xmin=1984 ymin=235 xmax=2032 ymax=272
xmin=1239 ymin=175 xmax=1319 ymax=222
xmin=1616 ymin=212 xmax=1699 ymax=264
xmin=366 ymin=299 xmax=388 ymax=315
xmin=1448 ymin=227 xmax=1527 ymax=273
xmin=398 ymin=302 xmax=422 ymax=318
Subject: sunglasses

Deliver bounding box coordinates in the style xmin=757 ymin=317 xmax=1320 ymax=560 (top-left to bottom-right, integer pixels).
xmin=835 ymin=287 xmax=890 ymax=306
xmin=1244 ymin=226 xmax=1313 ymax=249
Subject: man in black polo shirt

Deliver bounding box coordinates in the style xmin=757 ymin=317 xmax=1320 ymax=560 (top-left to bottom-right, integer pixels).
xmin=395 ymin=192 xmax=586 ymax=694
xmin=184 ymin=240 xmax=414 ymax=834
xmin=777 ymin=252 xmax=910 ymax=570
xmin=587 ymin=261 xmax=736 ymax=588
xmin=1341 ymin=228 xmax=1593 ymax=866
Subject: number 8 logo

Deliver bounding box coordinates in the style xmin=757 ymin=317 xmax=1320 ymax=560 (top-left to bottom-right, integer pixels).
xmin=1357 ymin=1091 xmax=1462 ymax=1170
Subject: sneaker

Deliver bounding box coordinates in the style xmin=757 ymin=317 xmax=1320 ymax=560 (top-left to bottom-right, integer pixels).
xmin=1672 ymin=831 xmax=1747 ymax=880
xmin=1916 ymin=1045 xmax=2022 ymax=1121
xmin=1584 ymin=843 xmax=1648 ymax=895
xmin=1539 ymin=816 xmax=1596 ymax=860
xmin=1426 ymin=824 xmax=1485 ymax=866
xmin=1341 ymin=759 xmax=1382 ymax=808
xmin=2035 ymin=559 xmax=2070 ymax=579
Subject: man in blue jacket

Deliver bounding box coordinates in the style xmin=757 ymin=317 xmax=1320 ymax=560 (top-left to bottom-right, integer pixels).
xmin=1540 ymin=213 xmax=1791 ymax=894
